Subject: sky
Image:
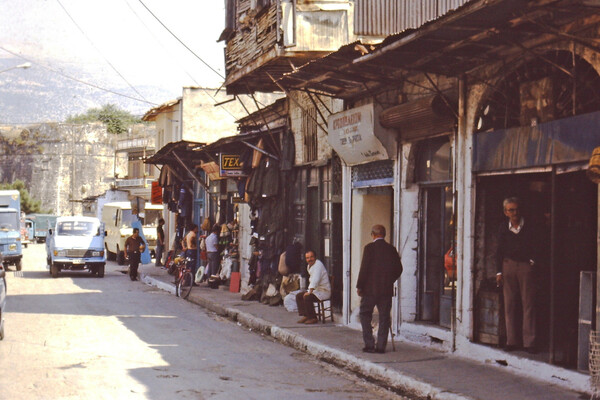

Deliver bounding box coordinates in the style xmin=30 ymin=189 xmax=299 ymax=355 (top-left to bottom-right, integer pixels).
xmin=0 ymin=0 xmax=228 ymax=122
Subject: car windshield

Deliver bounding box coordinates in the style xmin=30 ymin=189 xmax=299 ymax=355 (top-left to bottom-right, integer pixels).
xmin=57 ymin=221 xmax=100 ymax=236
xmin=0 ymin=211 xmax=18 ymax=230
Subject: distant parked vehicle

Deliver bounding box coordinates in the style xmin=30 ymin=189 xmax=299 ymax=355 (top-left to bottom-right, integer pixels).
xmin=0 ymin=190 xmax=23 ymax=271
xmin=26 ymin=214 xmax=58 ymax=243
xmin=20 ymin=218 xmax=33 ymax=248
xmin=46 ymin=216 xmax=106 ymax=278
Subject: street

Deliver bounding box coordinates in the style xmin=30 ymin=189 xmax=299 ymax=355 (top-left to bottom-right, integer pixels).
xmin=0 ymin=244 xmax=403 ymax=400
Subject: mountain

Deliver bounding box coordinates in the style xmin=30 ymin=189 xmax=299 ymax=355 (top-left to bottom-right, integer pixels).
xmin=0 ymin=65 xmax=181 ymax=124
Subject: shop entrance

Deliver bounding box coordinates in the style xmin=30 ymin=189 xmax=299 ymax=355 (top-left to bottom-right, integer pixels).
xmin=474 ymin=170 xmax=596 ymax=367
xmin=418 ymin=184 xmax=454 ymax=327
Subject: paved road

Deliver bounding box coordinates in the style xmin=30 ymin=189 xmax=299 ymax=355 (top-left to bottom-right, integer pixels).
xmin=0 ymin=244 xmax=403 ymax=399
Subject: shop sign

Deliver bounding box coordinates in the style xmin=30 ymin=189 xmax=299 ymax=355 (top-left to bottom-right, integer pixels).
xmin=219 ymin=153 xmax=245 ymax=177
xmin=327 ymin=103 xmax=388 ymax=166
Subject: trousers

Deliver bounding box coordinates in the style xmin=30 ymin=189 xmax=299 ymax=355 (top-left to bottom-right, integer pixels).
xmin=296 ymin=291 xmax=318 ymax=319
xmin=128 ymin=251 xmax=140 ymax=280
xmin=359 ymin=294 xmax=392 ymax=351
xmin=502 ymin=258 xmax=536 ymax=347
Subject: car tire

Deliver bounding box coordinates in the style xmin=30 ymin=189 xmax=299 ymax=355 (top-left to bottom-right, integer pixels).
xmin=15 ymin=260 xmax=22 ymax=271
xmin=105 ymin=245 xmax=116 ymax=261
xmin=51 ymin=264 xmax=59 ymax=278
xmin=97 ymin=264 xmax=105 ymax=278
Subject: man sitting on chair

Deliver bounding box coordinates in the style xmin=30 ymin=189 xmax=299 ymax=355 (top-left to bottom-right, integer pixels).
xmin=296 ymin=250 xmax=331 ymax=325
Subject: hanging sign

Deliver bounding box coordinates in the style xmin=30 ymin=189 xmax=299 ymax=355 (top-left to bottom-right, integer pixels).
xmin=328 ymin=103 xmax=388 ymax=166
xmin=219 ymin=153 xmax=245 ymax=177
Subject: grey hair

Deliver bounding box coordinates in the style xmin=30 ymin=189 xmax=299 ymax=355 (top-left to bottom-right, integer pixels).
xmin=503 ymin=197 xmax=520 ymax=209
xmin=371 ymin=224 xmax=386 ymax=237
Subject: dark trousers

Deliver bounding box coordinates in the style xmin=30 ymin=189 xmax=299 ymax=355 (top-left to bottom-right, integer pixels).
xmin=296 ymin=291 xmax=319 ymax=319
xmin=206 ymin=251 xmax=220 ymax=277
xmin=503 ymin=258 xmax=536 ymax=347
xmin=128 ymin=251 xmax=140 ymax=280
xmin=185 ymin=249 xmax=198 ymax=277
xmin=155 ymin=242 xmax=164 ymax=266
xmin=360 ymin=294 xmax=392 ymax=351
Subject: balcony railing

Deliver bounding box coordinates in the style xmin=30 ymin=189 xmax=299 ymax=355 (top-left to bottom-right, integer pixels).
xmin=115 ymin=178 xmax=155 ymax=188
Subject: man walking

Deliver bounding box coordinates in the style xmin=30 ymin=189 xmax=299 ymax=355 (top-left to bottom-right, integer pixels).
xmin=155 ymin=218 xmax=165 ymax=267
xmin=125 ymin=228 xmax=145 ymax=281
xmin=357 ymin=224 xmax=402 ymax=353
xmin=496 ymin=197 xmax=541 ymax=353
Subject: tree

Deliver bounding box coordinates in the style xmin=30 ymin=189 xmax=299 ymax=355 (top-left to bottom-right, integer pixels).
xmin=66 ymin=104 xmax=142 ymax=134
xmin=0 ymin=180 xmax=48 ymax=214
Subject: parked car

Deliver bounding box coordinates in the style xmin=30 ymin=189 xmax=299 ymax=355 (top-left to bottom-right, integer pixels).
xmin=0 ymin=252 xmax=6 ymax=340
xmin=46 ymin=216 xmax=106 ymax=278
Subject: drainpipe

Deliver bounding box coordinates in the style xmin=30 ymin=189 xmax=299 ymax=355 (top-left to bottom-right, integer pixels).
xmin=342 ymin=162 xmax=352 ymax=325
xmin=453 ymin=75 xmax=467 ymax=351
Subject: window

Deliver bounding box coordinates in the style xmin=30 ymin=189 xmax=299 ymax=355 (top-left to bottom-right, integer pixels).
xmin=302 ymin=106 xmax=318 ymax=162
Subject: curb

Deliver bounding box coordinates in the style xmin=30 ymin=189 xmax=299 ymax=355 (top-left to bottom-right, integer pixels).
xmin=142 ymin=273 xmax=475 ymax=400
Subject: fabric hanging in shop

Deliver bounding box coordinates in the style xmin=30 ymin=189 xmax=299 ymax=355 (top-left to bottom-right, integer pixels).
xmin=474 ymin=111 xmax=600 ymax=172
xmin=280 ymin=129 xmax=295 ymax=171
xmin=151 ymin=181 xmax=162 ymax=205
xmin=252 ymin=138 xmax=265 ymax=168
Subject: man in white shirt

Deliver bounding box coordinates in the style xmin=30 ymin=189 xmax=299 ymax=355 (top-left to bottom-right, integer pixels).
xmin=296 ymin=250 xmax=331 ymax=325
xmin=204 ymin=224 xmax=220 ymax=280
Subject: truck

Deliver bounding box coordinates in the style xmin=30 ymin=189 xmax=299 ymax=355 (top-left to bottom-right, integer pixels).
xmin=46 ymin=216 xmax=106 ymax=278
xmin=26 ymin=213 xmax=58 ymax=243
xmin=101 ymin=202 xmax=162 ymax=265
xmin=0 ymin=190 xmax=23 ymax=271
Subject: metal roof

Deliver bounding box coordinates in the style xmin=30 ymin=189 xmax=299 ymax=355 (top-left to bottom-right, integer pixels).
xmin=278 ymin=0 xmax=600 ymax=99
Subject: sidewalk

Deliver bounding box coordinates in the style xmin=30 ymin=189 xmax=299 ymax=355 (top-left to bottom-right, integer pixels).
xmin=139 ymin=264 xmax=589 ymax=400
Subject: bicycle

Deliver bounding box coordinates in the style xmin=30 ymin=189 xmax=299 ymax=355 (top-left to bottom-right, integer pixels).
xmin=174 ymin=256 xmax=194 ymax=299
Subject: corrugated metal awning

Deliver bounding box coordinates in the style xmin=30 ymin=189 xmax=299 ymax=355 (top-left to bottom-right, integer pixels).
xmin=278 ymin=0 xmax=600 ymax=99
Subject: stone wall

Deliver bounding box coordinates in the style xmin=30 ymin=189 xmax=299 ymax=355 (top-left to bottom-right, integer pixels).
xmin=0 ymin=122 xmax=124 ymax=216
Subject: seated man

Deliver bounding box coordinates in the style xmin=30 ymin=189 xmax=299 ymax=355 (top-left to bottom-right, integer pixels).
xmin=296 ymin=250 xmax=331 ymax=325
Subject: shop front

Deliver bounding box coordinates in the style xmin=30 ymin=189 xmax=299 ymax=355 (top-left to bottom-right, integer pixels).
xmin=328 ymin=102 xmax=398 ymax=324
xmin=471 ymin=50 xmax=600 ymax=368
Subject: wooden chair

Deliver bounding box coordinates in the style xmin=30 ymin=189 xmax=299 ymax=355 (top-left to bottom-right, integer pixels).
xmin=315 ymin=275 xmax=334 ymax=323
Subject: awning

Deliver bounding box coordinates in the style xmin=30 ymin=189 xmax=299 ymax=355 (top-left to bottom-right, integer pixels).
xmin=473 ymin=111 xmax=600 ymax=172
xmin=277 ymin=0 xmax=600 ymax=99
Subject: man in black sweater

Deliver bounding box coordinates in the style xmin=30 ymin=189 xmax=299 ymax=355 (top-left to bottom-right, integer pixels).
xmin=496 ymin=197 xmax=541 ymax=353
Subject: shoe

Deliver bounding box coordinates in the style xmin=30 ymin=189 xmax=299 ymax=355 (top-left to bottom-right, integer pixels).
xmin=525 ymin=347 xmax=537 ymax=354
xmin=362 ymin=347 xmax=375 ymax=353
xmin=297 ymin=316 xmax=308 ymax=324
xmin=304 ymin=318 xmax=318 ymax=324
xmin=375 ymin=348 xmax=385 ymax=354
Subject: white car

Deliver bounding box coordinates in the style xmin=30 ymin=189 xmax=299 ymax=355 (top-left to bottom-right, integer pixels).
xmin=46 ymin=216 xmax=106 ymax=278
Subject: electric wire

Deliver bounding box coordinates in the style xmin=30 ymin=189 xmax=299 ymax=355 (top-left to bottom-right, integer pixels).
xmin=137 ymin=0 xmax=225 ymax=80
xmin=55 ymin=0 xmax=149 ymax=103
xmin=0 ymin=46 xmax=158 ymax=107
xmin=123 ymin=0 xmax=239 ymax=121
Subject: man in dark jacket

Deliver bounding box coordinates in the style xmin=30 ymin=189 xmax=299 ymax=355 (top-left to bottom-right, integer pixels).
xmin=357 ymin=224 xmax=403 ymax=354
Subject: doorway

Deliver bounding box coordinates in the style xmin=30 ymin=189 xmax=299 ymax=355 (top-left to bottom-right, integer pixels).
xmin=474 ymin=170 xmax=597 ymax=367
xmin=418 ymin=184 xmax=454 ymax=327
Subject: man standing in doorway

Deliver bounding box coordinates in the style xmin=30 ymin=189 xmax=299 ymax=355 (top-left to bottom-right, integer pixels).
xmin=155 ymin=218 xmax=165 ymax=267
xmin=357 ymin=224 xmax=403 ymax=354
xmin=125 ymin=228 xmax=145 ymax=281
xmin=496 ymin=197 xmax=541 ymax=353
